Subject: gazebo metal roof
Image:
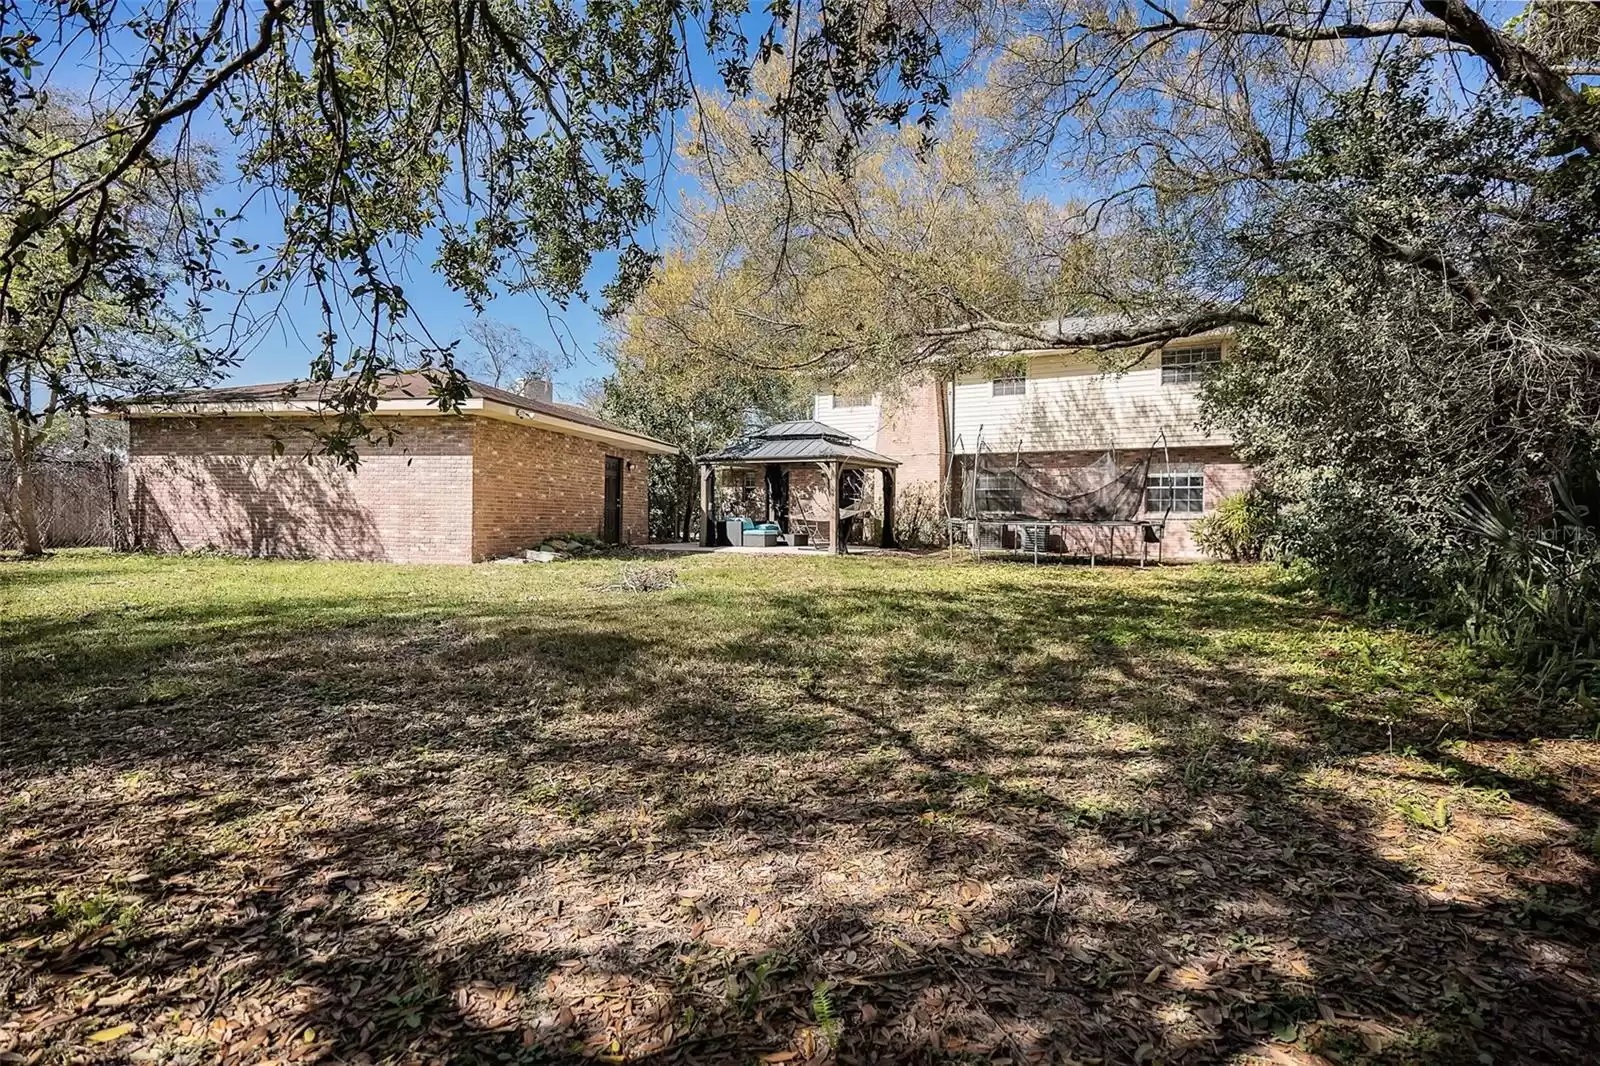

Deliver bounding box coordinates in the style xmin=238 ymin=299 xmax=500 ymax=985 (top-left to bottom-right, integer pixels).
xmin=697 ymin=420 xmax=900 ymax=468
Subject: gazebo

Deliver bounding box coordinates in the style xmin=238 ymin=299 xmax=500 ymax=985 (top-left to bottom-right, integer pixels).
xmin=696 ymin=421 xmax=900 ymax=553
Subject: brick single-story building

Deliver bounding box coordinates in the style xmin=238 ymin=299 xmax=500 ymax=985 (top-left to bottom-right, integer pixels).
xmin=106 ymin=373 xmax=676 ymax=564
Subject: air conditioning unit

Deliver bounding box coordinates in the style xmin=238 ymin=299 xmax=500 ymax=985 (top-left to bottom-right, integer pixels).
xmin=1020 ymin=525 xmax=1050 ymax=553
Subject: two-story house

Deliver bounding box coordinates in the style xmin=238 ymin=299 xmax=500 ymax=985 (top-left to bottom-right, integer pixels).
xmin=809 ymin=325 xmax=1251 ymax=559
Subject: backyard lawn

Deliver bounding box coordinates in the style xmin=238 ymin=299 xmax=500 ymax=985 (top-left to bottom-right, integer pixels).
xmin=1 ymin=550 xmax=1596 ymax=1065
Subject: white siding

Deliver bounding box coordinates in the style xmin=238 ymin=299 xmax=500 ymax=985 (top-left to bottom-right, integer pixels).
xmin=812 ymin=392 xmax=881 ymax=448
xmin=949 ymin=348 xmax=1230 ymax=453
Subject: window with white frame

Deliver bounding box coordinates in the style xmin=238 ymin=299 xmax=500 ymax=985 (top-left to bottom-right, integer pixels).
xmin=1145 ymin=470 xmax=1205 ymax=514
xmin=991 ymin=369 xmax=1027 ymax=397
xmin=976 ymin=471 xmax=1025 ymax=513
xmin=831 ymin=389 xmax=872 ymax=408
xmin=1160 ymin=345 xmax=1222 ymax=385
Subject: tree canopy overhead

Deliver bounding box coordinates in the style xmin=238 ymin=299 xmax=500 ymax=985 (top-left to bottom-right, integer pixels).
xmin=614 ymin=2 xmax=1600 ymax=395
xmin=12 ymin=1 xmax=1600 ymax=419
xmin=0 ymin=0 xmax=950 ymax=440
xmin=2 ymin=96 xmax=213 ymax=554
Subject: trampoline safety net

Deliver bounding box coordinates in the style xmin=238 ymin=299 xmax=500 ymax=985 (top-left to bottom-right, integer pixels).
xmin=952 ymin=436 xmax=1166 ymax=523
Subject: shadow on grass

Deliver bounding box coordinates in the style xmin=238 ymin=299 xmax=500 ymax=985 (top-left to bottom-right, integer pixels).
xmin=1 ymin=555 xmax=1595 ymax=1063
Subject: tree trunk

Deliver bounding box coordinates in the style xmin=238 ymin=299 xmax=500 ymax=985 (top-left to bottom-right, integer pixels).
xmin=13 ymin=460 xmax=44 ymax=556
xmin=1418 ymin=0 xmax=1600 ymax=159
xmin=104 ymin=455 xmax=129 ymax=552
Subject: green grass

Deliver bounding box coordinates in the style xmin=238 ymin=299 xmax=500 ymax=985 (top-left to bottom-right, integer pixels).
xmin=1 ymin=550 xmax=1596 ymax=1064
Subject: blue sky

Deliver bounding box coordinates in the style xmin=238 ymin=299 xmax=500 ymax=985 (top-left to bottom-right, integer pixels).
xmin=33 ymin=0 xmax=1534 ymax=405
xmin=28 ymin=1 xmax=735 ymax=404
xmin=195 ymin=4 xmax=974 ymax=404
xmin=95 ymin=3 xmax=981 ymax=404
xmin=214 ymin=187 xmax=671 ymax=406
xmin=201 ymin=84 xmax=701 ymax=406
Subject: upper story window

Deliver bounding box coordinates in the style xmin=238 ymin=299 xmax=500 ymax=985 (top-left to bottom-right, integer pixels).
xmin=1160 ymin=345 xmax=1222 ymax=385
xmin=831 ymin=389 xmax=872 ymax=408
xmin=1145 ymin=469 xmax=1205 ymax=514
xmin=992 ymin=370 xmax=1027 ymax=397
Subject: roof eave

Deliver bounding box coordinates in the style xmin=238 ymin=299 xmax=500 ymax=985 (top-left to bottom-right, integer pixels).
xmin=476 ymin=398 xmax=678 ymax=455
xmin=695 ymin=451 xmax=900 ymax=467
xmin=104 ymin=396 xmax=678 ymax=456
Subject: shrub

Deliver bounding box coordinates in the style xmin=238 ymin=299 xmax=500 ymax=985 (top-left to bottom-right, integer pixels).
xmin=1248 ymin=468 xmax=1455 ymax=610
xmin=893 ymin=480 xmax=949 ymax=549
xmin=1191 ymin=488 xmax=1278 ymax=562
xmin=1454 ymin=470 xmax=1600 ymax=692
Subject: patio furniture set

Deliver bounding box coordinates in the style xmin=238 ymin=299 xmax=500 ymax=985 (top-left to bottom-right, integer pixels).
xmin=718 ymin=517 xmax=811 ymax=549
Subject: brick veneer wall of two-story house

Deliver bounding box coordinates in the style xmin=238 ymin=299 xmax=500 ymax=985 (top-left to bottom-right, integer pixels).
xmin=810 ymin=335 xmax=1252 ymax=560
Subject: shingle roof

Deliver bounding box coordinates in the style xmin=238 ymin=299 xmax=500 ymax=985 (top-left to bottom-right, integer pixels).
xmin=698 ymin=421 xmax=899 ymax=467
xmin=122 ymin=371 xmax=672 ymax=450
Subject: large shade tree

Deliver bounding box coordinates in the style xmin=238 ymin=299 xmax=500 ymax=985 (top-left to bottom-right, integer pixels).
xmin=1199 ymin=58 xmax=1600 ymax=682
xmin=615 ymin=1 xmax=1600 ymax=680
xmin=0 ymin=0 xmax=950 ymax=467
xmin=616 ymin=82 xmax=1216 ymax=400
xmin=2 ymin=99 xmax=214 ymax=555
xmin=977 ymin=1 xmax=1600 ymax=333
xmin=621 ymin=2 xmax=1600 ymax=373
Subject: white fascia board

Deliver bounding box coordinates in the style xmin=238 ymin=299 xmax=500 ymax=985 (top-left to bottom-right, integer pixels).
xmin=104 ymin=396 xmax=465 ymax=418
xmin=475 ymin=399 xmax=678 ymax=455
xmin=107 ymin=396 xmax=678 ymax=455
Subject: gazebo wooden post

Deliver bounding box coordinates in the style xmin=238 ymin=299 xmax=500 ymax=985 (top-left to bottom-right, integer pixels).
xmin=880 ymin=467 xmax=898 ymax=549
xmin=698 ymin=464 xmax=716 ymax=547
xmin=827 ymin=459 xmax=846 ymax=555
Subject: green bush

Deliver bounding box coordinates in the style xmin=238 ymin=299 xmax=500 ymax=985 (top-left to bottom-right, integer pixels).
xmin=1455 ymin=470 xmax=1600 ymax=693
xmin=1191 ymin=488 xmax=1278 ymax=563
xmin=1239 ymin=467 xmax=1455 ymax=611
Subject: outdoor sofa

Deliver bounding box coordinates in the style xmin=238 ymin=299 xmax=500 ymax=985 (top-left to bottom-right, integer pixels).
xmin=738 ymin=517 xmax=784 ymax=547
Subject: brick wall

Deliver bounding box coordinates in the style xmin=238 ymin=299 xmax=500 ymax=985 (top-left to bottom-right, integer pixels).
xmin=129 ymin=414 xmax=652 ymax=564
xmin=952 ymin=445 xmax=1253 ymax=561
xmin=785 ymin=466 xmax=834 ymax=545
xmin=471 ymin=417 xmax=649 ymax=559
xmin=128 ymin=416 xmax=476 ymax=563
xmin=876 ymin=380 xmax=945 ymax=490
xmin=777 ymin=464 xmax=901 ymax=548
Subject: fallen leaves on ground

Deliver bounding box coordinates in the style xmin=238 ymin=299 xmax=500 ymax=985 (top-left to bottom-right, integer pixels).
xmin=1 ymin=551 xmax=1595 ymax=1064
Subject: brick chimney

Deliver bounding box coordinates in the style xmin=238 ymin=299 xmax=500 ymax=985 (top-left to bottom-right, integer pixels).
xmin=516 ymin=376 xmax=553 ymax=405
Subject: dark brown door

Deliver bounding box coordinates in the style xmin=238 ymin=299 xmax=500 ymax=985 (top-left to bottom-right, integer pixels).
xmin=764 ymin=464 xmax=790 ymax=530
xmin=603 ymin=456 xmax=623 ymax=544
